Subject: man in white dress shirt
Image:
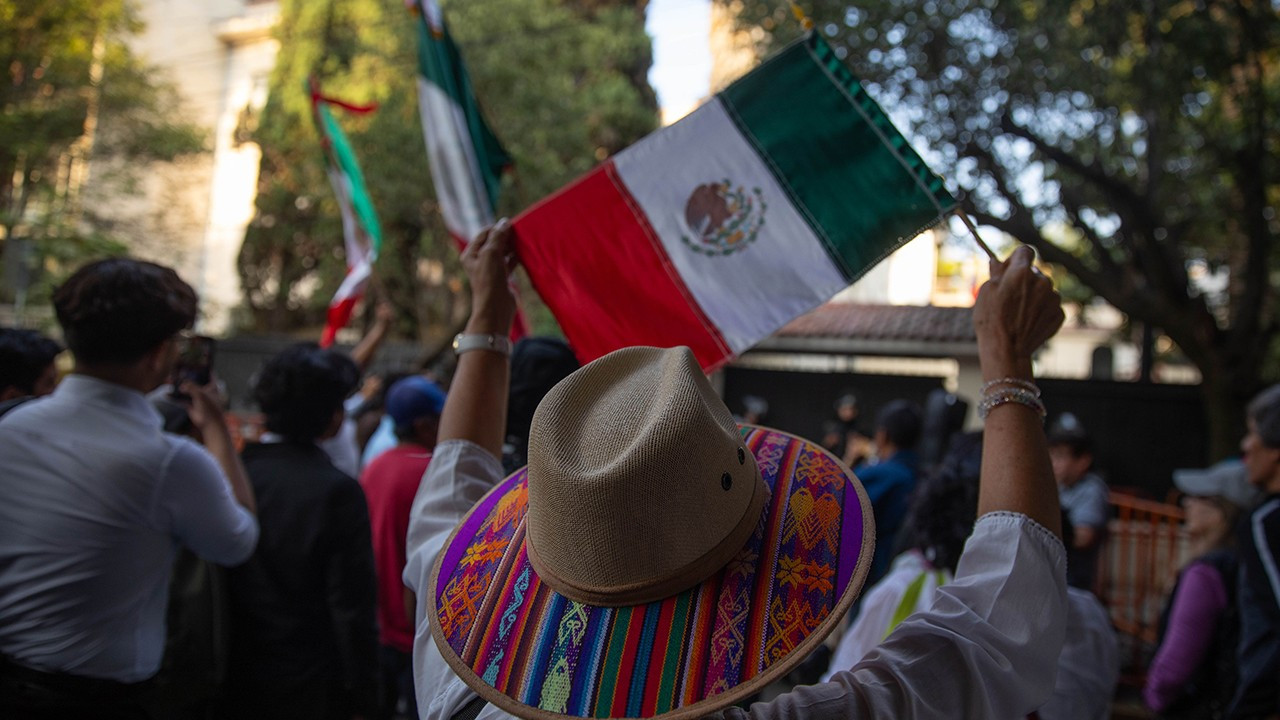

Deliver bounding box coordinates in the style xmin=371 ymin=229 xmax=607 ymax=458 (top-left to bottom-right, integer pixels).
xmin=0 ymin=258 xmax=258 ymax=718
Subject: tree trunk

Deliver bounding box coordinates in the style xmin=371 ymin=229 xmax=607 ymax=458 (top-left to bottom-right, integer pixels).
xmin=1199 ymin=361 xmax=1250 ymax=462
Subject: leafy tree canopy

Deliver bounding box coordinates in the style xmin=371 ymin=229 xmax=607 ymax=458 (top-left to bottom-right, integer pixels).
xmin=0 ymin=0 xmax=204 ymax=307
xmin=732 ymin=0 xmax=1279 ymax=457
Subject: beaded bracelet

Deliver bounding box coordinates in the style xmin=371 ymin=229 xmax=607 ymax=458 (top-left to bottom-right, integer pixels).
xmin=980 ymin=377 xmax=1041 ymax=396
xmin=978 ymin=386 xmax=1047 ymax=420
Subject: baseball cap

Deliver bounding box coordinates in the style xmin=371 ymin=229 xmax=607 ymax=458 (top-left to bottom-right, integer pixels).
xmin=1173 ymin=459 xmax=1260 ymax=511
xmin=385 ymin=376 xmax=446 ymax=432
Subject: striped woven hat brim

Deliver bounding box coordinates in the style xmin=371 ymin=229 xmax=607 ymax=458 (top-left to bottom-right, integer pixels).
xmin=428 ymin=425 xmax=874 ymax=720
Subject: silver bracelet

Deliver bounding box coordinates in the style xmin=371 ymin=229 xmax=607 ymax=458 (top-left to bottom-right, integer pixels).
xmin=980 ymin=377 xmax=1040 ymax=396
xmin=978 ymin=387 xmax=1046 ymax=420
xmin=452 ymin=333 xmax=512 ymax=356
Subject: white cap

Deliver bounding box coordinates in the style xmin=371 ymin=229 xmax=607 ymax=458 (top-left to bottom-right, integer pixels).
xmin=1173 ymin=459 xmax=1260 ymax=511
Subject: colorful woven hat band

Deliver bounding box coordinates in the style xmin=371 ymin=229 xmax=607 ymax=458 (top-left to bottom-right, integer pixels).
xmin=429 ymin=425 xmax=873 ymax=720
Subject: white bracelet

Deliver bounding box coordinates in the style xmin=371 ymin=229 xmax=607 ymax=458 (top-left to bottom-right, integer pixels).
xmin=978 ymin=387 xmax=1046 ymax=420
xmin=452 ymin=333 xmax=512 ymax=356
xmin=980 ymin=377 xmax=1040 ymax=396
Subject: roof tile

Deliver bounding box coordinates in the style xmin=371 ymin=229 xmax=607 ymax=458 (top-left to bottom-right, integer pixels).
xmin=776 ymin=303 xmax=976 ymax=343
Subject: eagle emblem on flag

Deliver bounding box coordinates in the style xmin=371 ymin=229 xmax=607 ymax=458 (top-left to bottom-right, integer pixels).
xmin=680 ymin=180 xmax=767 ymax=257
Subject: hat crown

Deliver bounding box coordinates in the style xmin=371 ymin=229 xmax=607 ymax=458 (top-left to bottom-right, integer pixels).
xmin=526 ymin=346 xmax=763 ymax=606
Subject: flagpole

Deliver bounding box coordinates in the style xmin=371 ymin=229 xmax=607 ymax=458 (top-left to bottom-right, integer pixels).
xmin=955 ymin=210 xmax=1001 ymax=263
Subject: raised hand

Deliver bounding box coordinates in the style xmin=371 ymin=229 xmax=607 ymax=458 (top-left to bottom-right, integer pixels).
xmin=460 ymin=218 xmax=518 ymax=336
xmin=180 ymin=378 xmax=228 ymax=435
xmin=973 ymin=245 xmax=1064 ymax=379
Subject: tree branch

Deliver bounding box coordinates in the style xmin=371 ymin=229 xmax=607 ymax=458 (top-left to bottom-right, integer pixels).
xmin=965 ymin=142 xmax=1220 ymax=368
xmin=1225 ymin=149 xmax=1273 ymax=367
xmin=1220 ymin=0 xmax=1275 ymax=374
xmin=1056 ymin=183 xmax=1131 ymax=291
xmin=998 ymin=115 xmax=1190 ymax=311
xmin=999 ymin=113 xmax=1148 ymax=223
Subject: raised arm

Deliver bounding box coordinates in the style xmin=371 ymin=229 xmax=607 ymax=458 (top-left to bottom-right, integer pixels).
xmin=724 ymin=245 xmax=1067 ymax=720
xmin=349 ymin=301 xmax=395 ymax=372
xmin=184 ymin=379 xmax=256 ymax=514
xmin=436 ymin=219 xmax=518 ymax=457
xmin=973 ymin=245 xmax=1065 ymax=537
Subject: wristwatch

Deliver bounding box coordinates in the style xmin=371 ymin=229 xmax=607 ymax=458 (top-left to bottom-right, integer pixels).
xmin=452 ymin=332 xmax=513 ymax=357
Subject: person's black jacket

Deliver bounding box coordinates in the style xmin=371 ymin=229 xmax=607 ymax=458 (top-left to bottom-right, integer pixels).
xmin=1230 ymin=494 xmax=1280 ymax=719
xmin=222 ymin=441 xmax=378 ymax=719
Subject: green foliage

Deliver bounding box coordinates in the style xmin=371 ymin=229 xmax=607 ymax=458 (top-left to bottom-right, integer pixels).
xmin=236 ymin=0 xmax=658 ymax=341
xmin=733 ymin=0 xmax=1279 ymax=457
xmin=0 ymin=0 xmax=204 ymax=303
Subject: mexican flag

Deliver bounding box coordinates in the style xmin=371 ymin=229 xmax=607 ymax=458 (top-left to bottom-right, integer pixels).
xmin=411 ymin=0 xmax=510 ymax=246
xmin=311 ymin=83 xmax=383 ymax=349
xmin=512 ymin=32 xmax=957 ymax=371
xmin=411 ymin=0 xmax=527 ymax=337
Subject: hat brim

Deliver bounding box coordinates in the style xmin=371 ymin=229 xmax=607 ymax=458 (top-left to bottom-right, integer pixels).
xmin=1172 ymin=469 xmax=1216 ymax=497
xmin=428 ymin=425 xmax=874 ymax=720
xmin=1173 ymin=461 xmax=1256 ymax=510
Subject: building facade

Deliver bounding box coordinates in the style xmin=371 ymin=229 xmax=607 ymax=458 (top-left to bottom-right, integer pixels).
xmin=83 ymin=0 xmax=279 ymax=332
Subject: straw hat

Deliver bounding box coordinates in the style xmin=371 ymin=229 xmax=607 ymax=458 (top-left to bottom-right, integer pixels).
xmin=429 ymin=346 xmax=874 ymax=719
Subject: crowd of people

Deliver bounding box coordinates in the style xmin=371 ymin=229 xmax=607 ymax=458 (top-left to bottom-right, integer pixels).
xmin=0 ymin=239 xmax=1278 ymax=720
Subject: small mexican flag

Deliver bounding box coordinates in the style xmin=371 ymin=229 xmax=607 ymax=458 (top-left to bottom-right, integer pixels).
xmin=411 ymin=0 xmax=527 ymax=337
xmin=311 ymin=82 xmax=383 ymax=349
xmin=513 ymin=32 xmax=957 ymax=371
xmin=411 ymin=0 xmax=510 ymax=247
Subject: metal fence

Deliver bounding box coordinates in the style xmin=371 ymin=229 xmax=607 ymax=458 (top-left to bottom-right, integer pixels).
xmin=724 ymin=366 xmax=1208 ymax=499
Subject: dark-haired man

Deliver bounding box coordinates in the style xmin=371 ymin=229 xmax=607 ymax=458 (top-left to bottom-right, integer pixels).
xmin=0 ymin=259 xmax=258 ymax=718
xmin=222 ymin=342 xmax=378 ymax=720
xmin=856 ymin=399 xmax=924 ymax=586
xmin=0 ymin=328 xmax=62 ymax=405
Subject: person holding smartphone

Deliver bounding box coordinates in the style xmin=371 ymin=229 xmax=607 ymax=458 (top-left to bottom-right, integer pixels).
xmin=0 ymin=259 xmax=258 ymax=719
xmin=169 ymin=333 xmax=216 ymax=400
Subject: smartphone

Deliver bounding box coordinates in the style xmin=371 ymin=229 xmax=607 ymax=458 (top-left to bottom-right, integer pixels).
xmin=171 ymin=335 xmax=216 ymax=397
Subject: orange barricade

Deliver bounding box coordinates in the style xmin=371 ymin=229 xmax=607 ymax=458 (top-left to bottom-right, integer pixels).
xmin=1097 ymin=491 xmax=1189 ymax=688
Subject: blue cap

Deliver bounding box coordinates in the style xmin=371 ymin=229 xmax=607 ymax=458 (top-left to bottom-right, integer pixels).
xmin=385 ymin=376 xmax=446 ymax=431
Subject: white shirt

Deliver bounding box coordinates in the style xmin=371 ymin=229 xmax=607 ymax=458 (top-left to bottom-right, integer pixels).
xmin=319 ymin=395 xmax=365 ymax=478
xmin=1039 ymin=587 xmax=1118 ymax=720
xmin=825 ymin=553 xmax=1115 ymax=720
xmin=0 ymin=375 xmax=259 ymax=682
xmin=405 ymin=440 xmax=1068 ymax=720
xmin=822 ymin=549 xmax=952 ymax=682
xmin=361 ymin=414 xmax=398 ymax=468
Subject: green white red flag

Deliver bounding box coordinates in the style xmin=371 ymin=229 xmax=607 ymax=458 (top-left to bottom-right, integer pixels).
xmin=310 ymin=81 xmax=383 ymax=348
xmin=512 ymin=32 xmax=957 ymax=371
xmin=411 ymin=0 xmax=507 ymax=244
xmin=411 ymin=0 xmax=526 ymax=336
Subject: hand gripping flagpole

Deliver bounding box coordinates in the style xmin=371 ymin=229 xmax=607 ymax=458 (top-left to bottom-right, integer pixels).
xmin=956 ymin=209 xmax=1052 ymax=277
